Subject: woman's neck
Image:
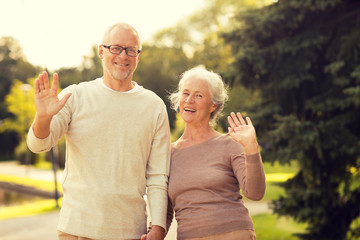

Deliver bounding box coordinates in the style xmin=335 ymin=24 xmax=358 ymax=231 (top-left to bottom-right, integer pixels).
xmin=175 ymin=123 xmax=220 ymax=149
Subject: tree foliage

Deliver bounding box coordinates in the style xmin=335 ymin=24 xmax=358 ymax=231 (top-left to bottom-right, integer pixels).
xmin=0 ymin=37 xmax=40 ymax=159
xmin=147 ymin=0 xmax=272 ymax=128
xmin=1 ymin=80 xmax=35 ymax=134
xmin=224 ymin=0 xmax=360 ymax=239
xmin=0 ymin=79 xmax=36 ymax=163
xmin=134 ymin=45 xmax=191 ymax=128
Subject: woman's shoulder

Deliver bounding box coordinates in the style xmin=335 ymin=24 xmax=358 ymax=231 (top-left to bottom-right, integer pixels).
xmin=217 ymin=134 xmax=244 ymax=152
xmin=213 ymin=133 xmax=238 ymax=144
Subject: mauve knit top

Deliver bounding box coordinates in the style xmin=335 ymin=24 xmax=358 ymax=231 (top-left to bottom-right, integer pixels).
xmin=167 ymin=134 xmax=266 ymax=239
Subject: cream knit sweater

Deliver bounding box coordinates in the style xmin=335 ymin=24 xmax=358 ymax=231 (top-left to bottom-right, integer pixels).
xmin=27 ymin=78 xmax=171 ymax=239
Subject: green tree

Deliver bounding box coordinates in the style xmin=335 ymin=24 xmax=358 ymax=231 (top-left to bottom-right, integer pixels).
xmin=0 ymin=36 xmax=40 ymax=159
xmin=148 ymin=0 xmax=273 ymax=130
xmin=224 ymin=0 xmax=360 ymax=239
xmin=80 ymin=45 xmax=103 ymax=81
xmin=54 ymin=45 xmax=102 ymax=89
xmin=150 ymin=0 xmax=273 ymax=72
xmin=0 ymin=79 xmax=36 ymax=163
xmin=0 ymin=37 xmax=40 ymax=101
xmin=134 ymin=45 xmax=190 ymax=128
xmin=56 ymin=67 xmax=83 ymax=88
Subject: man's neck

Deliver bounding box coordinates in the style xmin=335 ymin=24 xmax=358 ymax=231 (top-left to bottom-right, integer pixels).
xmin=102 ymin=77 xmax=134 ymax=92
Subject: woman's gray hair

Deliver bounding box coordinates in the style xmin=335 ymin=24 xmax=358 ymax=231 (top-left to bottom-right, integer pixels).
xmin=168 ymin=66 xmax=229 ymax=125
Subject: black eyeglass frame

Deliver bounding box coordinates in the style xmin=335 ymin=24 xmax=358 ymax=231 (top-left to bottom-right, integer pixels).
xmin=102 ymin=45 xmax=141 ymax=57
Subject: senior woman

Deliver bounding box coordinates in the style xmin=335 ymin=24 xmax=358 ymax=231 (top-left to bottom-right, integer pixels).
xmin=165 ymin=67 xmax=266 ymax=240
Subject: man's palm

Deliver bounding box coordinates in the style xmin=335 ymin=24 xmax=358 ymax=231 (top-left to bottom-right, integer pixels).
xmin=34 ymin=72 xmax=71 ymax=118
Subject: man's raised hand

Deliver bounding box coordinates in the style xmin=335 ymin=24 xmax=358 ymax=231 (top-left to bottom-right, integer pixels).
xmin=34 ymin=71 xmax=71 ymax=119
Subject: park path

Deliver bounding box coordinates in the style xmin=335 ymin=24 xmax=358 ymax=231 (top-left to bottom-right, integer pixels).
xmin=0 ymin=161 xmax=271 ymax=240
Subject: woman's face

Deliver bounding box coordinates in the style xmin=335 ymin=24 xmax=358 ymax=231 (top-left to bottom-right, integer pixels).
xmin=179 ymin=77 xmax=217 ymax=126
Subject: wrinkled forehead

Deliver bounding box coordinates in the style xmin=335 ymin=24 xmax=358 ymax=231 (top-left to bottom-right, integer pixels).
xmin=181 ymin=77 xmax=212 ymax=93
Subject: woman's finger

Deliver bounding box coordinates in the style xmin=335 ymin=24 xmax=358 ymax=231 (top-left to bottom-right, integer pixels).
xmin=236 ymin=112 xmax=246 ymax=125
xmin=245 ymin=116 xmax=253 ymax=126
xmin=231 ymin=112 xmax=241 ymax=126
xmin=227 ymin=115 xmax=236 ymax=129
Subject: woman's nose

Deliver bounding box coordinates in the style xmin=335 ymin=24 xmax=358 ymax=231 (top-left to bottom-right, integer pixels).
xmin=185 ymin=95 xmax=194 ymax=103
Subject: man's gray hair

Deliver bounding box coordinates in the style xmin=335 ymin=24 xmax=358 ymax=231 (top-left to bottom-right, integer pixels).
xmin=102 ymin=23 xmax=142 ymax=50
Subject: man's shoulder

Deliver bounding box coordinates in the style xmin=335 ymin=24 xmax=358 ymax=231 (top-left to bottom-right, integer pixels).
xmin=62 ymin=78 xmax=99 ymax=91
xmin=139 ymin=87 xmax=164 ymax=103
xmin=75 ymin=78 xmax=99 ymax=88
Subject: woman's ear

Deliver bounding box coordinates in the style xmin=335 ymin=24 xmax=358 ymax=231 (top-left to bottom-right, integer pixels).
xmin=211 ymin=104 xmax=218 ymax=113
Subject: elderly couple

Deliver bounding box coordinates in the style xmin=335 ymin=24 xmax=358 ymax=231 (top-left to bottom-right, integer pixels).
xmin=27 ymin=23 xmax=265 ymax=240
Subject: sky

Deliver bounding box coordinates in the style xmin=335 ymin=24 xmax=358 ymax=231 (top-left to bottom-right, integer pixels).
xmin=0 ymin=0 xmax=206 ymax=71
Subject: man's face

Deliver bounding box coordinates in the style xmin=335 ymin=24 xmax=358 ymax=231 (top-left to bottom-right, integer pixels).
xmin=99 ymin=27 xmax=140 ymax=82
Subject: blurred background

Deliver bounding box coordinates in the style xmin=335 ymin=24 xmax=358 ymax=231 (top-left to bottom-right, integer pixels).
xmin=0 ymin=0 xmax=359 ymax=239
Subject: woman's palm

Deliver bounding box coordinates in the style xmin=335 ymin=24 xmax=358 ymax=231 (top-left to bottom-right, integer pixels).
xmin=227 ymin=112 xmax=257 ymax=148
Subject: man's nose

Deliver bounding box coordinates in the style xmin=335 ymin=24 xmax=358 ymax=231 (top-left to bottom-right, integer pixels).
xmin=118 ymin=49 xmax=128 ymax=57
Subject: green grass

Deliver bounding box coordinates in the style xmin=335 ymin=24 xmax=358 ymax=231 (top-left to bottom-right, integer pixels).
xmin=0 ymin=173 xmax=62 ymax=219
xmin=262 ymin=182 xmax=285 ymax=201
xmin=0 ymin=199 xmax=61 ymax=220
xmin=260 ymin=160 xmax=297 ymax=201
xmin=253 ymin=214 xmax=306 ymax=240
xmin=0 ymin=174 xmax=62 ymax=192
xmin=34 ymin=160 xmax=53 ymax=170
xmin=250 ymin=160 xmax=307 ymax=239
xmin=264 ymin=160 xmax=299 ymax=174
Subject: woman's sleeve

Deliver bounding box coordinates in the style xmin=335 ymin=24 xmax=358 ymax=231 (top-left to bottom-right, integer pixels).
xmin=166 ymin=197 xmax=174 ymax=232
xmin=230 ymin=143 xmax=266 ymax=201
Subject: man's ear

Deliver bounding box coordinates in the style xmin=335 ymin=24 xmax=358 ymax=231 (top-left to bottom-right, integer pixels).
xmin=137 ymin=51 xmax=141 ymax=62
xmin=98 ymin=45 xmax=104 ymax=59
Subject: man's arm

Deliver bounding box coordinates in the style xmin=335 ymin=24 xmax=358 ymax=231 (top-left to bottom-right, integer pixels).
xmin=146 ymin=103 xmax=171 ymax=237
xmin=27 ymin=71 xmax=72 ymax=153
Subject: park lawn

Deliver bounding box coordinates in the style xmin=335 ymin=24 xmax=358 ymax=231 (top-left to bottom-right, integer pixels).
xmin=253 ymin=214 xmax=306 ymax=240
xmin=261 ymin=160 xmax=297 ymax=201
xmin=249 ymin=160 xmax=307 ymax=239
xmin=0 ymin=174 xmax=62 ymax=219
xmin=0 ymin=174 xmax=62 ymax=193
xmin=0 ymin=199 xmax=61 ymax=220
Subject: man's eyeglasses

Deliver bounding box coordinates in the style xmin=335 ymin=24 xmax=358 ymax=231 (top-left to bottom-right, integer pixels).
xmin=102 ymin=45 xmax=141 ymax=57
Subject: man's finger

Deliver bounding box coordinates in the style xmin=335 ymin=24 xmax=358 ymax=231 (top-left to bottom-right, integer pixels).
xmin=34 ymin=78 xmax=40 ymax=94
xmin=43 ymin=71 xmax=50 ymax=90
xmin=52 ymin=73 xmax=59 ymax=91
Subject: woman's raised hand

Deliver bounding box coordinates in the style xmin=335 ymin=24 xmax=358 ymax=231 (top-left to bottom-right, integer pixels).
xmin=34 ymin=71 xmax=71 ymax=119
xmin=227 ymin=112 xmax=259 ymax=155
